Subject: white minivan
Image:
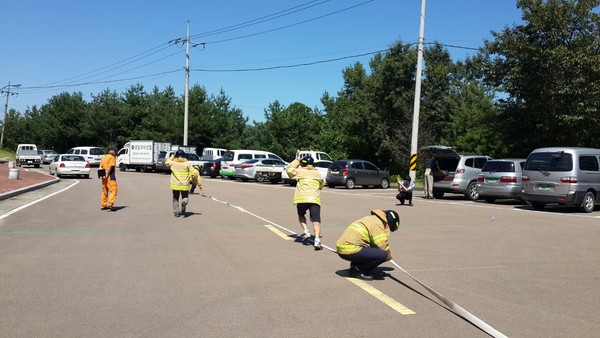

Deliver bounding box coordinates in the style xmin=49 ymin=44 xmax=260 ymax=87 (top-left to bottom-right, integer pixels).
xmin=219 ymin=150 xmax=285 ymax=179
xmin=522 ymin=147 xmax=600 ymax=213
xmin=67 ymin=146 xmax=105 ymax=167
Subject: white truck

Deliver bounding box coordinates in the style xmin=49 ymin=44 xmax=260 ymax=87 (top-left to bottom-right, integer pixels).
xmin=16 ymin=144 xmax=42 ymax=167
xmin=116 ymin=140 xmax=171 ymax=172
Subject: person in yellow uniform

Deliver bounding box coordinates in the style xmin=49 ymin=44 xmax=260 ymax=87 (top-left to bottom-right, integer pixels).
xmin=99 ymin=146 xmax=118 ymax=211
xmin=189 ymin=165 xmax=201 ymax=194
xmin=286 ymin=156 xmax=325 ymax=250
xmin=336 ymin=209 xmax=400 ymax=280
xmin=166 ymin=150 xmax=198 ymax=217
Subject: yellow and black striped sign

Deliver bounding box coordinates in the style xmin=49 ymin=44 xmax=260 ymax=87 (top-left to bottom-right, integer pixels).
xmin=409 ymin=153 xmax=417 ymax=171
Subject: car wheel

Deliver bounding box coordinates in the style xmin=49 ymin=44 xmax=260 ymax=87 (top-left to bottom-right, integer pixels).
xmin=242 ymin=178 xmax=249 ymax=182
xmin=327 ymin=184 xmax=335 ymax=189
xmin=581 ymin=191 xmax=595 ymax=213
xmin=433 ymin=191 xmax=444 ymax=199
xmin=531 ymin=201 xmax=546 ymax=210
xmin=210 ymin=175 xmax=217 ymax=178
xmin=270 ymin=179 xmax=279 ymax=184
xmin=345 ymin=178 xmax=355 ymax=189
xmin=484 ymin=197 xmax=496 ymax=203
xmin=380 ymin=178 xmax=390 ymax=189
xmin=466 ymin=181 xmax=479 ymax=201
xmin=119 ymin=163 xmax=127 ymax=172
xmin=84 ymin=174 xmax=89 ymax=179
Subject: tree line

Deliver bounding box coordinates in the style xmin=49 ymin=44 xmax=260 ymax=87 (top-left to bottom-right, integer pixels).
xmin=3 ymin=0 xmax=599 ymax=177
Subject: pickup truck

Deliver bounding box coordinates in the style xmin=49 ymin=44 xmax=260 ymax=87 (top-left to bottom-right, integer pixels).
xmin=16 ymin=144 xmax=42 ymax=167
xmin=254 ymin=159 xmax=287 ymax=184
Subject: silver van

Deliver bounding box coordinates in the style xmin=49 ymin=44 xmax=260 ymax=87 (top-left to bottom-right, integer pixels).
xmin=522 ymin=147 xmax=600 ymax=213
xmin=419 ymin=146 xmax=492 ymax=200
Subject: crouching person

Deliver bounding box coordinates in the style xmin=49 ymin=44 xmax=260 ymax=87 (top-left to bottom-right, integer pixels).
xmin=336 ymin=209 xmax=400 ymax=280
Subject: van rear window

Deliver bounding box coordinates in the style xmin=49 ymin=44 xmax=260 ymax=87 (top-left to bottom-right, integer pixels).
xmin=482 ymin=161 xmax=515 ymax=172
xmin=524 ymin=152 xmax=573 ymax=171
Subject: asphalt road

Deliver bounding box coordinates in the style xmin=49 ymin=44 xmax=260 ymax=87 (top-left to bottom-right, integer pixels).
xmin=1 ymin=169 xmax=599 ymax=337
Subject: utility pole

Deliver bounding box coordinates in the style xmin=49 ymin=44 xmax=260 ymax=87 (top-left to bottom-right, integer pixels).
xmin=409 ymin=0 xmax=426 ymax=181
xmin=1 ymin=82 xmax=21 ymax=148
xmin=183 ymin=20 xmax=190 ymax=146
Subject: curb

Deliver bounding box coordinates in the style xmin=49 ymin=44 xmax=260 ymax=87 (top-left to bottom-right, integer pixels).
xmin=0 ymin=176 xmax=61 ymax=201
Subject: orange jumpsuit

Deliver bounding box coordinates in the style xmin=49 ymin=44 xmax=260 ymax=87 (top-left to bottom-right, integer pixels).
xmin=100 ymin=153 xmax=118 ymax=208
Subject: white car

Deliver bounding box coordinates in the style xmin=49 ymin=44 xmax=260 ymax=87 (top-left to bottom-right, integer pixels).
xmin=282 ymin=160 xmax=332 ymax=186
xmin=49 ymin=154 xmax=91 ymax=178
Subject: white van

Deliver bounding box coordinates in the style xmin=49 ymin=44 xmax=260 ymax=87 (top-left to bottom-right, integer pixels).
xmin=67 ymin=146 xmax=105 ymax=167
xmin=296 ymin=150 xmax=333 ymax=162
xmin=522 ymin=147 xmax=600 ymax=213
xmin=219 ymin=150 xmax=285 ymax=179
xmin=200 ymin=147 xmax=227 ymax=161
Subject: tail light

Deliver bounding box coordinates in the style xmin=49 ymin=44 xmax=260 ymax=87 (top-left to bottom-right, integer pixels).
xmin=477 ymin=175 xmax=484 ymax=183
xmin=241 ymin=164 xmax=253 ymax=169
xmin=85 ymin=163 xmax=90 ymax=168
xmin=455 ymin=168 xmax=465 ymax=174
xmin=59 ymin=163 xmax=65 ymax=168
xmin=560 ymin=177 xmax=578 ymax=183
xmin=500 ymin=176 xmax=517 ymax=183
xmin=342 ymin=167 xmax=348 ymax=176
xmin=211 ymin=163 xmax=217 ymax=170
xmin=522 ymin=176 xmax=530 ymax=182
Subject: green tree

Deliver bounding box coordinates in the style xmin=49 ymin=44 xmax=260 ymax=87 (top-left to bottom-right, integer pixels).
xmin=483 ymin=0 xmax=600 ymax=156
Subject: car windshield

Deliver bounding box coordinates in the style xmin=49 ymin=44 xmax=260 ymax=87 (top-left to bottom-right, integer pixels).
xmin=524 ymin=152 xmax=573 ymax=172
xmin=63 ymin=155 xmax=85 ymax=161
xmin=186 ymin=153 xmax=200 ymax=161
xmin=482 ymin=161 xmax=515 ymax=172
xmin=222 ymin=151 xmax=235 ymax=161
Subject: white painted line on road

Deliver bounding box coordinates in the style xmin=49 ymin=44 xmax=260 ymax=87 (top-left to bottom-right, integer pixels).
xmin=0 ymin=180 xmax=79 ymax=220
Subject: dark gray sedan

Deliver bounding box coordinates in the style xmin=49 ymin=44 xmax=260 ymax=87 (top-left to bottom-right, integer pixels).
xmin=326 ymin=159 xmax=390 ymax=189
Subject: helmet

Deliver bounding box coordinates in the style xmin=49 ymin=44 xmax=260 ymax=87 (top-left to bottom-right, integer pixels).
xmin=385 ymin=210 xmax=400 ymax=232
xmin=300 ymin=156 xmax=314 ymax=167
xmin=175 ymin=149 xmax=186 ymax=158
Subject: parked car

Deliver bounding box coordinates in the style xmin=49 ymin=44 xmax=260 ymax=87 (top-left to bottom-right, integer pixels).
xmin=49 ymin=154 xmax=91 ymax=178
xmin=38 ymin=149 xmax=59 ymax=164
xmin=155 ymin=151 xmax=202 ymax=174
xmin=419 ymin=146 xmax=492 ymax=200
xmin=233 ymin=159 xmax=287 ymax=182
xmin=326 ymin=159 xmax=390 ymax=189
xmin=522 ymin=147 xmax=600 ymax=213
xmin=67 ymin=146 xmax=104 ymax=166
xmin=476 ymin=158 xmax=527 ymax=203
xmin=202 ymin=158 xmax=222 ymax=178
xmin=220 ymin=149 xmax=285 ymax=179
xmin=282 ymin=160 xmax=333 ymax=186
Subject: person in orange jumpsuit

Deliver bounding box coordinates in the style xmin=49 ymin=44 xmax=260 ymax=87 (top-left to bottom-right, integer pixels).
xmin=99 ymin=146 xmax=118 ymax=211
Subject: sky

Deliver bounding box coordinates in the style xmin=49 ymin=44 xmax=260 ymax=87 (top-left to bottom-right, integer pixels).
xmin=1 ymin=0 xmax=523 ymax=123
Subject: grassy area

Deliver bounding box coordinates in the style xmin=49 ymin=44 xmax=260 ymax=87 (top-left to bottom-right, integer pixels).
xmin=0 ymin=148 xmax=16 ymax=160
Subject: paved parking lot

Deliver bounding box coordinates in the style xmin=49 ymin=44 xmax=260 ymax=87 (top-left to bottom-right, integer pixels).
xmin=1 ymin=169 xmax=599 ymax=337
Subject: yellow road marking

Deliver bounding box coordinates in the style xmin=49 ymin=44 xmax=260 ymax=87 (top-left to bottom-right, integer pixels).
xmin=264 ymin=225 xmax=293 ymax=240
xmin=346 ymin=278 xmax=416 ymax=315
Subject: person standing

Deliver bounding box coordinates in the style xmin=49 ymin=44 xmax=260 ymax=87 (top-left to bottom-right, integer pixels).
xmin=286 ymin=155 xmax=325 ymax=250
xmin=99 ymin=146 xmax=118 ymax=211
xmin=189 ymin=165 xmax=201 ymax=194
xmin=396 ymin=176 xmax=415 ymax=206
xmin=336 ymin=209 xmax=400 ymax=280
xmin=166 ymin=150 xmax=198 ymax=217
xmin=424 ymin=159 xmax=438 ymax=199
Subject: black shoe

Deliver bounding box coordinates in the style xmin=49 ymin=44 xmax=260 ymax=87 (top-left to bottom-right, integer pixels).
xmin=101 ymin=206 xmax=109 ymax=210
xmin=400 ymin=201 xmax=404 ymax=205
xmin=109 ymin=206 xmax=116 ymax=212
xmin=409 ymin=202 xmax=413 ymax=207
xmin=349 ymin=267 xmax=373 ymax=281
xmin=174 ymin=211 xmax=181 ymax=217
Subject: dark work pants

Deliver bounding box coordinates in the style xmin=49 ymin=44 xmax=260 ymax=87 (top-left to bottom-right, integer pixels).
xmin=396 ymin=190 xmax=413 ymax=203
xmin=338 ymin=247 xmax=388 ymax=274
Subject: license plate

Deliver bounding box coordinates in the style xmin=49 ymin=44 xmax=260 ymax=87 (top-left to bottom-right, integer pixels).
xmin=538 ymin=184 xmax=552 ymax=191
xmin=487 ymin=179 xmax=498 ymax=184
